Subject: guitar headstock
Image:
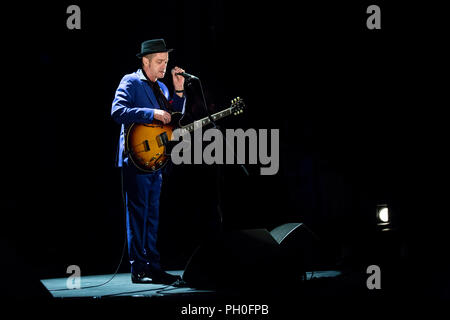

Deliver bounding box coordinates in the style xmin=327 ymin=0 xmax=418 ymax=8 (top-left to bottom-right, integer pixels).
xmin=231 ymin=97 xmax=245 ymax=116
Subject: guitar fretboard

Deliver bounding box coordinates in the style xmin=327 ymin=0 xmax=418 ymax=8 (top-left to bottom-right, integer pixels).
xmin=181 ymin=107 xmax=234 ymax=132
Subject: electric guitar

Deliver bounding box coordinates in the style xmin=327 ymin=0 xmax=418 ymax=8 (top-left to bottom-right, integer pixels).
xmin=125 ymin=97 xmax=245 ymax=172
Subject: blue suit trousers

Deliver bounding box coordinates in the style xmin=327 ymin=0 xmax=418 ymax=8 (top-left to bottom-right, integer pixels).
xmin=123 ymin=158 xmax=163 ymax=274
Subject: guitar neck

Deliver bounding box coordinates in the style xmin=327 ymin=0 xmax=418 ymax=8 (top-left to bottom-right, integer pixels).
xmin=181 ymin=107 xmax=234 ymax=132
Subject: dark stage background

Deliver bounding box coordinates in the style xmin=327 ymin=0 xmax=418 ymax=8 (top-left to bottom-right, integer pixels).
xmin=2 ymin=1 xmax=449 ymax=299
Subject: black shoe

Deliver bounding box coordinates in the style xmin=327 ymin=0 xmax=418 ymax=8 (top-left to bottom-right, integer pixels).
xmin=151 ymin=271 xmax=182 ymax=285
xmin=131 ymin=270 xmax=181 ymax=285
xmin=131 ymin=272 xmax=153 ymax=284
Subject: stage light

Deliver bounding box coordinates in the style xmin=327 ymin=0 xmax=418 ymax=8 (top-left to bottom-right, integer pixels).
xmin=378 ymin=207 xmax=389 ymax=223
xmin=376 ymin=204 xmax=392 ymax=230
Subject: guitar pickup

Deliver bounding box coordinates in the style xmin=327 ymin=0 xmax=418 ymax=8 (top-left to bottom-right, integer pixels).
xmin=143 ymin=140 xmax=150 ymax=152
xmin=156 ymin=132 xmax=169 ymax=147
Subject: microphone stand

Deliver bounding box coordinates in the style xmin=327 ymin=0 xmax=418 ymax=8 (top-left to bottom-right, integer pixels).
xmin=185 ymin=75 xmax=249 ymax=176
xmin=183 ymin=74 xmax=249 ymax=233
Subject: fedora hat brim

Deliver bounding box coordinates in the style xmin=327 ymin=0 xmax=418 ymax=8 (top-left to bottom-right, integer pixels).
xmin=136 ymin=48 xmax=173 ymax=58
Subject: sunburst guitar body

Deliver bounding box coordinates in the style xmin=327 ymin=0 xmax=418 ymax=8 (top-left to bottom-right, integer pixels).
xmin=125 ymin=97 xmax=245 ymax=172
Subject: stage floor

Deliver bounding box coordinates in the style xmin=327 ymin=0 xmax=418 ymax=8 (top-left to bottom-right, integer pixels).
xmin=38 ymin=269 xmax=441 ymax=318
xmin=41 ymin=270 xmax=342 ymax=299
xmin=41 ymin=271 xmax=210 ymax=299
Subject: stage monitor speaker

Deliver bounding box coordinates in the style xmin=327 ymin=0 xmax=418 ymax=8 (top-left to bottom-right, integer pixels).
xmin=182 ymin=228 xmax=304 ymax=290
xmin=271 ymin=222 xmax=327 ymax=271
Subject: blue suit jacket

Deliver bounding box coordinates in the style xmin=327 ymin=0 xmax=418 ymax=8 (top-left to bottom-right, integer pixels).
xmin=111 ymin=69 xmax=186 ymax=167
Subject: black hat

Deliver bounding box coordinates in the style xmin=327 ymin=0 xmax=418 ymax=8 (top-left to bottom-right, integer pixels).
xmin=136 ymin=39 xmax=173 ymax=58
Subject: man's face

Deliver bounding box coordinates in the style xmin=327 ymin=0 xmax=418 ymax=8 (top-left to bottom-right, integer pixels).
xmin=144 ymin=52 xmax=169 ymax=81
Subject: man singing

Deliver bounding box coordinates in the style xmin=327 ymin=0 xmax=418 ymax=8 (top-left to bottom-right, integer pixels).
xmin=111 ymin=39 xmax=186 ymax=284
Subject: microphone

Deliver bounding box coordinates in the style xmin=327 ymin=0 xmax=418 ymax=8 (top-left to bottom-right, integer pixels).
xmin=175 ymin=72 xmax=199 ymax=80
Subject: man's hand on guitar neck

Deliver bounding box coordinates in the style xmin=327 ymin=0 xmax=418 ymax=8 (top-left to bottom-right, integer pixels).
xmin=154 ymin=109 xmax=171 ymax=124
